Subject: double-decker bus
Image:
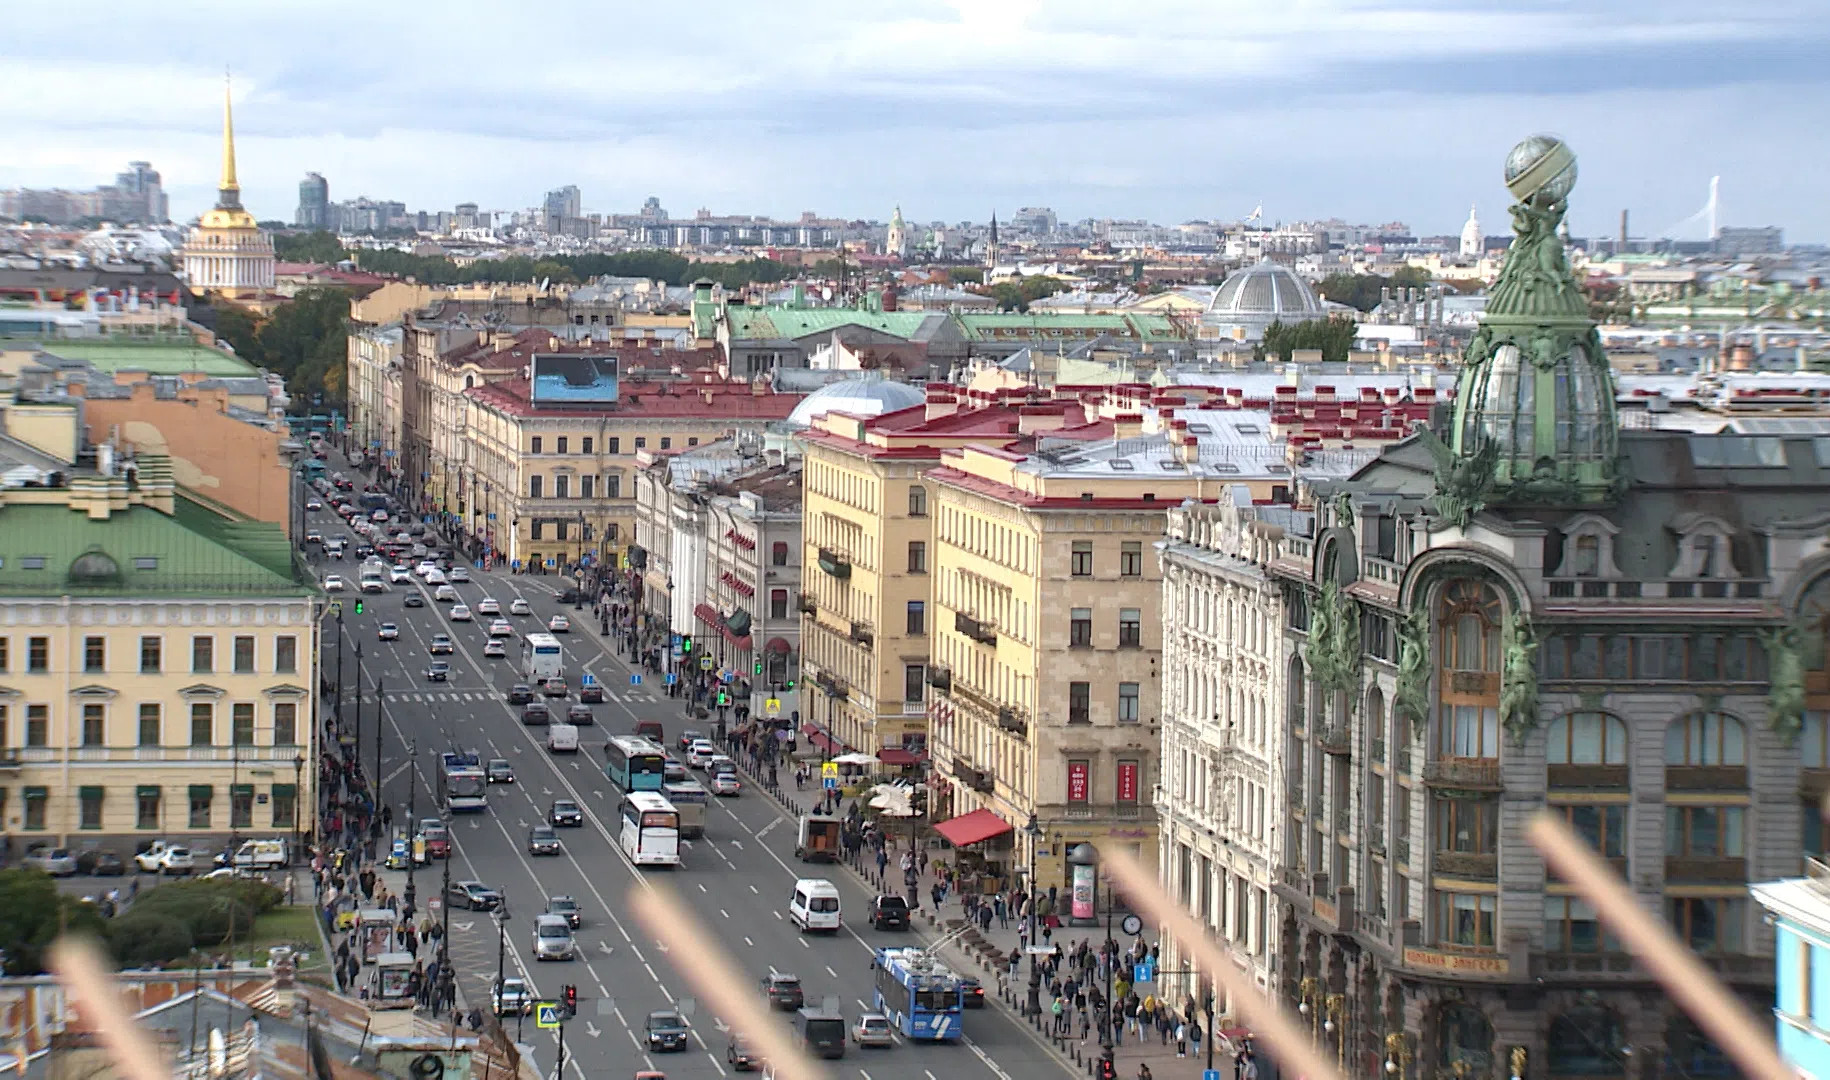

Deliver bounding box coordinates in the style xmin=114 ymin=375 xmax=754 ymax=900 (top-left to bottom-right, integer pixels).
xmin=438 ymin=751 xmax=488 ymax=813
xmin=602 ymin=735 xmax=667 ymax=793
xmin=872 ymin=946 xmax=964 ymax=1041
xmin=618 ymin=791 xmax=680 ymax=867
xmin=521 ymin=632 xmax=565 ymax=682
xmin=661 ymin=779 xmax=708 ymax=838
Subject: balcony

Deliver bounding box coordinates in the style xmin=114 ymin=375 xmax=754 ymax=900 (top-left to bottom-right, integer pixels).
xmin=1367 ymin=832 xmax=1387 ymax=858
xmin=954 ymin=611 xmax=998 ymax=646
xmin=796 ymin=593 xmax=818 ymax=616
xmin=1549 ymin=856 xmax=1627 ymax=885
xmin=1333 ymin=807 xmax=1352 ymax=835
xmin=816 ymin=547 xmax=852 ymax=579
xmin=1317 ymin=722 xmax=1351 ymax=756
xmin=997 ymin=707 xmax=1028 ymax=737
xmin=1665 ymin=855 xmax=1748 ymax=884
xmin=951 ymin=756 xmax=996 ymax=795
xmin=1546 ymin=764 xmax=1630 ymax=791
xmin=1443 ymin=670 xmax=1499 ymax=696
xmin=849 ymin=620 xmax=875 ymax=648
xmin=812 ymin=672 xmax=850 ymax=701
xmin=1432 ymin=851 xmax=1498 ymax=881
xmin=1395 ymin=745 xmax=1413 ymax=774
xmin=0 ymin=749 xmax=19 ymax=771
xmin=1422 ymin=756 xmax=1503 ymax=791
xmin=1666 ymin=765 xmax=1748 ymax=791
xmin=1532 ymin=952 xmax=1639 ymax=980
xmin=925 ymin=665 xmax=952 ymax=693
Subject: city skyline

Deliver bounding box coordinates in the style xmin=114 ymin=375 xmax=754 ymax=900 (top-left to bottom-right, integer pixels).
xmin=2 ymin=0 xmax=1826 ymax=240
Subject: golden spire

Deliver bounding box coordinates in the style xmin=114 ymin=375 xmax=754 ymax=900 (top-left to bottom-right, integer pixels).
xmin=219 ymin=72 xmax=241 ymax=202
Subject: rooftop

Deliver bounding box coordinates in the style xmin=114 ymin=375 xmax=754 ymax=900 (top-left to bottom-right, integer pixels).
xmin=32 ymin=338 xmax=260 ymax=379
xmin=467 ymin=376 xmax=801 ymax=421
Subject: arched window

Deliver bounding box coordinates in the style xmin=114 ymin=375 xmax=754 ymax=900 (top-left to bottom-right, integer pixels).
xmin=1547 ymin=1007 xmax=1625 ymax=1076
xmin=1287 ymin=657 xmax=1307 ymax=728
xmin=1366 ymin=688 xmax=1386 ymax=759
xmin=1546 ymin=712 xmax=1628 ymax=765
xmin=1665 ymin=711 xmax=1746 ymax=766
xmin=1436 ymin=1002 xmax=1493 ymax=1070
xmin=1439 ymin=579 xmax=1502 ymax=673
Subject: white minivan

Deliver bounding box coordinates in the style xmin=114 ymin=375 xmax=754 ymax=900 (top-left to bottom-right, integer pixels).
xmin=547 ymin=722 xmax=579 ymax=754
xmin=789 ymin=878 xmax=841 ymax=933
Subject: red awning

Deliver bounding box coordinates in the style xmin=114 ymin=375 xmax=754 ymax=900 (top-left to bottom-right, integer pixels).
xmin=722 ymin=628 xmax=753 ymax=650
xmin=878 ymin=748 xmax=926 ymax=766
xmin=694 ymin=603 xmax=721 ymax=625
xmin=764 ymin=637 xmax=793 ymax=655
xmin=801 ymin=723 xmax=821 ymax=739
xmin=933 ymin=808 xmax=1013 ymax=848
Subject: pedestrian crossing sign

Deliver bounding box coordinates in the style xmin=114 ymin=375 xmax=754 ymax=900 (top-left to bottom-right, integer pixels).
xmin=535 ymin=1002 xmax=563 ymax=1029
xmin=666 ymin=673 xmax=678 ymax=686
xmin=764 ymin=698 xmax=781 ymax=717
xmin=699 ymin=655 xmax=713 ymax=671
xmin=821 ymin=761 xmax=839 ymax=779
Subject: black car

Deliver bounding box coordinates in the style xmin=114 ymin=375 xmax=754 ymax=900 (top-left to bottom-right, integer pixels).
xmin=520 ymin=703 xmax=551 ymax=726
xmin=527 ymin=825 xmax=562 ymax=856
xmin=403 ymin=593 xmax=425 ymax=608
xmin=545 ymin=894 xmax=582 ymax=928
xmin=558 ymin=587 xmax=582 ymax=605
xmin=579 ymin=683 xmax=605 ymax=704
xmin=760 ymin=972 xmax=804 ymax=1010
xmin=92 ymin=851 xmax=127 ymax=876
xmin=549 ymin=799 xmax=584 ymax=827
xmin=507 ymin=684 xmax=535 ymax=705
xmin=566 ymin=704 xmax=595 ymax=726
xmin=645 ymin=1010 xmax=689 ymax=1052
xmin=868 ymin=894 xmax=910 ymax=930
xmin=449 ymin=880 xmax=502 ymax=911
xmin=727 ymin=1034 xmax=760 ymax=1071
xmin=960 ymin=977 xmax=986 ymax=1009
xmin=486 ymin=758 xmax=516 ymax=783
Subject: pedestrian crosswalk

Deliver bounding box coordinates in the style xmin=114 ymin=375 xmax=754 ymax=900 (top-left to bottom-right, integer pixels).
xmin=364 ymin=689 xmax=662 ymax=705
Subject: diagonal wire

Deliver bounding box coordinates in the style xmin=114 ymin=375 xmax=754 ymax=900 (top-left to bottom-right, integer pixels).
xmin=1526 ymin=810 xmax=1787 ymax=1080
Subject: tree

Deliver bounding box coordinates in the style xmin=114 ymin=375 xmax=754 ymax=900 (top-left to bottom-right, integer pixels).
xmin=1256 ymin=315 xmax=1360 ymax=363
xmin=946 ymin=267 xmax=984 ymax=285
xmin=0 ymin=869 xmax=107 ymax=974
xmin=254 ymin=288 xmax=353 ymax=408
xmin=1389 ymin=264 xmax=1433 ymax=290
xmin=273 ymin=231 xmax=346 ymax=264
xmin=108 ymin=912 xmax=194 ymax=967
xmin=1317 ymin=266 xmax=1437 ymax=313
xmin=211 ymin=304 xmax=261 ymax=360
xmin=351 ymin=248 xmax=789 ymax=291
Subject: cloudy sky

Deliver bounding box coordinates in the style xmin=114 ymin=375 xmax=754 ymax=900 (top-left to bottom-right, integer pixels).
xmin=4 ymin=0 xmax=1825 ymax=240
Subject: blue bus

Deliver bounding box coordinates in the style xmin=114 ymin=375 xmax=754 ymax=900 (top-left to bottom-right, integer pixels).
xmin=872 ymin=946 xmax=964 ymax=1041
xmin=602 ymin=735 xmax=667 ymax=793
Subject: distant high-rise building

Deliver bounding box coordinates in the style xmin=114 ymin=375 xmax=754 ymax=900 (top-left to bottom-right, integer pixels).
xmin=454 ymin=202 xmax=480 ymax=230
xmin=295 ymin=172 xmax=330 ymax=229
xmin=640 ymin=196 xmax=667 ymax=222
xmin=1459 ymin=204 xmax=1483 ymax=257
xmin=1 ymin=161 xmax=167 ymax=225
xmin=113 ymin=162 xmax=167 ymax=223
xmin=544 ymin=185 xmax=581 ymax=231
xmin=1012 ymin=206 xmax=1057 ymax=234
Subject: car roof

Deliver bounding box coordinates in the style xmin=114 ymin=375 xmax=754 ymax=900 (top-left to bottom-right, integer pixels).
xmin=769 ymin=972 xmax=800 ymax=983
xmin=548 ymin=894 xmax=576 ymax=904
xmin=535 ymin=914 xmax=570 ymax=928
xmin=647 ymin=1010 xmax=683 ymax=1023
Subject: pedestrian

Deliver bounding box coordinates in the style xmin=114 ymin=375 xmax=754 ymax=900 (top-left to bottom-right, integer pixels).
xmin=1052 ymin=995 xmax=1065 ymax=1034
xmin=1188 ymin=1017 xmax=1203 ymax=1061
xmin=1175 ymin=1019 xmax=1186 ymax=1055
xmin=994 ymin=894 xmax=1008 ymax=928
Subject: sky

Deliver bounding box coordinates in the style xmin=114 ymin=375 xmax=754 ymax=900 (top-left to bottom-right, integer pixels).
xmin=3 ymin=0 xmax=1826 ymax=242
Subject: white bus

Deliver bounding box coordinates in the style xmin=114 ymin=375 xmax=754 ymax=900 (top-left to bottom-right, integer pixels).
xmin=619 ymin=791 xmax=681 ymax=868
xmin=521 ymin=632 xmax=564 ymax=682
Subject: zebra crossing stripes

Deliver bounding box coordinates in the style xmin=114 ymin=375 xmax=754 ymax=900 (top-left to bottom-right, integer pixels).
xmin=370 ymin=689 xmax=662 ymax=705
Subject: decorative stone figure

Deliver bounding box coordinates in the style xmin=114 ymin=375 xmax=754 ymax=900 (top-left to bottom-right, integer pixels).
xmin=1762 ymin=621 xmax=1813 ymax=745
xmin=1395 ymin=606 xmax=1432 ymax=739
xmin=1500 ymin=609 xmax=1540 ymax=746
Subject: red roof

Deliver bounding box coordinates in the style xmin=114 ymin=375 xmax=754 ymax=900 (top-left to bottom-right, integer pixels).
xmin=933 ymin=808 xmax=1013 ymax=847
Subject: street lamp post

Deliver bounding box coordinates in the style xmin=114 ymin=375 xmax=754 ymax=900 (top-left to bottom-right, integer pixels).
xmin=1022 ymin=814 xmax=1042 ymax=1016
xmin=1067 ymin=844 xmax=1114 ymax=1049
xmin=334 ymin=610 xmax=345 ymax=729
xmin=1384 ymin=1032 xmax=1414 ymax=1080
xmin=373 ymin=674 xmax=384 ymax=825
xmin=291 ymin=754 xmax=304 ymax=862
xmin=352 ymin=641 xmax=364 ymax=772
xmin=403 ymin=739 xmax=417 ymax=913
xmin=1297 ymin=977 xmax=1323 ymax=1044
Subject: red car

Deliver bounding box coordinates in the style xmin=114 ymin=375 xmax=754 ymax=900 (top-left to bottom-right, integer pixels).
xmin=418 ymin=821 xmax=451 ymax=859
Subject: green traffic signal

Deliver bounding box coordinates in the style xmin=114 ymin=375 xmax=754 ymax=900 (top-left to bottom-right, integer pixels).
xmin=681 ymin=635 xmax=694 ymax=652
xmin=354 ymin=599 xmax=364 ymax=614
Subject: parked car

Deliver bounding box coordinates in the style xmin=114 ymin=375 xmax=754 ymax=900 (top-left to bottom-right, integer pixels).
xmin=23 ymin=847 xmax=78 ymax=876
xmin=134 ymin=842 xmax=195 ymax=875
xmin=83 ymin=850 xmax=127 ymax=876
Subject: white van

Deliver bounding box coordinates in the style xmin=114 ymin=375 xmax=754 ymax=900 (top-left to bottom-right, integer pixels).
xmin=546 ymin=722 xmax=579 ymax=754
xmin=788 ymin=878 xmax=841 ymax=933
xmin=231 ymin=838 xmax=290 ymax=870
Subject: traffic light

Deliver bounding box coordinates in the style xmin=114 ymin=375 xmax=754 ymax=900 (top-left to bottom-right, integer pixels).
xmin=753 ymin=660 xmax=764 ymax=675
xmin=716 ymin=691 xmax=730 ymax=706
xmin=1098 ymin=1054 xmax=1117 ymax=1080
xmin=354 ymin=599 xmax=364 ymax=615
xmin=784 ymin=677 xmax=796 ymax=691
xmin=681 ymin=635 xmax=694 ymax=653
xmin=563 ymin=985 xmax=577 ymax=1014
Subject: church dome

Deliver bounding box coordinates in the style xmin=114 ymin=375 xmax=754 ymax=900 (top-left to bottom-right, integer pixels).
xmin=1207 ymin=260 xmax=1325 ymax=320
xmin=786 ymin=375 xmax=926 ymax=429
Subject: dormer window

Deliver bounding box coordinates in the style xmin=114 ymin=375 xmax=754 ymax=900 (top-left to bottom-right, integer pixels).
xmin=1572 ymin=535 xmax=1600 ymax=578
xmin=1696 ymin=535 xmax=1720 ymax=578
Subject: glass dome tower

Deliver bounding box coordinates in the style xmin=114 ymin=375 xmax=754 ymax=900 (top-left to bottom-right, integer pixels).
xmin=1448 ymin=135 xmax=1620 ymax=506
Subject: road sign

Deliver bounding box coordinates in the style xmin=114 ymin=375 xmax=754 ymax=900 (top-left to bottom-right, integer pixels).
xmin=535 ymin=1002 xmax=563 ymax=1029
xmin=1205 ymin=1071 xmax=1221 ymax=1080
xmin=670 ymin=634 xmax=682 ymax=648
xmin=328 ymin=601 xmax=342 ymax=617
xmin=824 ymin=777 xmax=837 ymax=790
xmin=671 ymin=647 xmax=684 ymax=661
xmin=821 ymin=762 xmax=839 ymax=779
xmin=764 ymin=698 xmax=781 ymax=717
xmin=581 ymin=673 xmax=595 ymax=687
xmin=665 ymin=673 xmax=678 ymax=686
xmin=699 ymin=655 xmax=713 ymax=671
xmin=629 ymin=674 xmax=643 ymax=686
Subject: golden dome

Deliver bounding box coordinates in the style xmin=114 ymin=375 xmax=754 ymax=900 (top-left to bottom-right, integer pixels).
xmin=198 ymin=206 xmax=260 ymax=231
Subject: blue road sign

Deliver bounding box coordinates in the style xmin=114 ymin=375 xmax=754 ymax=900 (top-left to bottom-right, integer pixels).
xmin=670 ymin=633 xmax=682 ymax=648
xmin=1134 ymin=963 xmax=1152 ymax=984
xmin=823 ymin=777 xmax=837 ymax=790
xmin=629 ymin=674 xmax=642 ymax=686
xmin=581 ymin=673 xmax=596 ymax=686
xmin=1205 ymin=1071 xmax=1221 ymax=1080
xmin=665 ymin=673 xmax=678 ymax=686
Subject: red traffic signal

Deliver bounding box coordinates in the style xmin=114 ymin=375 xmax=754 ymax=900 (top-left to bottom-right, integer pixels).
xmin=563 ymin=985 xmax=577 ymax=1012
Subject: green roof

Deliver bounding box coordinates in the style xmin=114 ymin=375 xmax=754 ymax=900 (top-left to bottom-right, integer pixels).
xmin=0 ymin=496 xmax=311 ymax=597
xmin=725 ymin=306 xmax=933 ymax=342
xmin=956 ymin=312 xmax=1192 ymax=342
xmin=33 ymin=340 xmax=261 ymax=379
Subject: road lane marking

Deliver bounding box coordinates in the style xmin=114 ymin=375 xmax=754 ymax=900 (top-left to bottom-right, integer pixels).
xmin=707 ymin=1055 xmax=726 ymax=1077
xmin=743 ymin=936 xmax=753 ymax=947
xmin=720 ymin=910 xmax=729 ymax=918
xmin=826 ymin=965 xmax=838 ymax=978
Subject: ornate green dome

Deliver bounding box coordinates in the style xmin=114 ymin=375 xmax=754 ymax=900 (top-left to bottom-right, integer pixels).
xmin=1444 ymin=135 xmax=1620 ymax=517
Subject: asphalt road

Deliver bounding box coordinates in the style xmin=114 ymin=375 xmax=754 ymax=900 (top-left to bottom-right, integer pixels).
xmin=306 ymin=492 xmax=1066 ymax=1080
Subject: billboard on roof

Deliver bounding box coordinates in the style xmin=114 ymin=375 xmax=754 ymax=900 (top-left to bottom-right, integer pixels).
xmin=530 ymin=353 xmax=619 ymax=405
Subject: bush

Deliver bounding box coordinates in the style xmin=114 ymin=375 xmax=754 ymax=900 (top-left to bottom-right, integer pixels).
xmin=129 ymin=879 xmax=282 ymax=947
xmin=108 ymin=912 xmax=194 ymax=967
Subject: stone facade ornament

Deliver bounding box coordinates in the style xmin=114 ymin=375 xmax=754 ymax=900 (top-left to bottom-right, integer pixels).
xmin=1395 ymin=605 xmax=1432 ymax=739
xmin=1761 ymin=621 xmax=1814 ymax=745
xmin=1500 ymin=609 xmax=1541 ymax=746
xmin=1420 ymin=427 xmax=1497 ymax=528
xmin=1306 ymin=578 xmax=1362 ymax=696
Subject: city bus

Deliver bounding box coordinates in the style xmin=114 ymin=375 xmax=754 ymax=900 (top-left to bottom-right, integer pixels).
xmin=872 ymin=946 xmax=964 ymax=1041
xmin=521 ymin=633 xmax=564 ymax=682
xmin=603 ymin=736 xmax=667 ymax=793
xmin=618 ymin=791 xmax=680 ymax=867
xmin=661 ymin=779 xmax=708 ymax=838
xmin=438 ymin=751 xmax=488 ymax=813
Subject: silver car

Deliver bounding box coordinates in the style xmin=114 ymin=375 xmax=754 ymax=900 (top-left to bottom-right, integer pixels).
xmin=24 ymin=847 xmax=78 ymax=876
xmin=532 ymin=914 xmax=576 ymax=960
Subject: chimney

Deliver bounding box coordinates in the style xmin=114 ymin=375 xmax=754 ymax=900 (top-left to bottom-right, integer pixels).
xmin=1178 ymin=436 xmax=1200 ymax=465
xmin=924 ymin=383 xmax=958 ymax=421
xmin=1620 ymin=209 xmax=1629 ymax=248
xmin=1113 ymin=412 xmax=1144 ymax=440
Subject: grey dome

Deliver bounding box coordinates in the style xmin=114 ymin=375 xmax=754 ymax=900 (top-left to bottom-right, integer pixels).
xmin=1208 ymin=260 xmax=1324 ymax=320
xmin=786 ymin=375 xmax=926 ymax=429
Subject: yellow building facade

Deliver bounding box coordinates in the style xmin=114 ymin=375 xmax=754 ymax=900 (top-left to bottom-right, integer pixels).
xmin=0 ymin=458 xmax=319 ymax=847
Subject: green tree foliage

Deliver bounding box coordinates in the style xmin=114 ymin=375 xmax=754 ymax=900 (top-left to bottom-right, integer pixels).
xmin=946 ymin=267 xmax=984 ymax=285
xmin=126 ymin=879 xmax=281 ymax=949
xmin=0 ymin=870 xmax=108 ymax=974
xmin=273 ymin=231 xmax=347 ymax=263
xmin=211 ymin=288 xmax=352 ymax=407
xmin=108 ymin=912 xmax=194 ymax=967
xmin=986 ymin=275 xmax=1068 ymax=312
xmin=211 ymin=304 xmax=261 ymax=362
xmin=1317 ymin=266 xmax=1437 ymax=312
xmin=352 ymin=249 xmax=792 ymax=290
xmin=1255 ymin=316 xmax=1360 ymax=363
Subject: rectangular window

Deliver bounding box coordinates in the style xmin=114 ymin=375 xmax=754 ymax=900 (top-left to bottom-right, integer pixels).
xmin=771 ymin=590 xmax=790 ymax=620
xmin=191 ymin=636 xmax=213 ymax=674
xmin=1666 ymin=805 xmax=1746 ymax=857
xmin=1544 ymin=897 xmax=1620 ymax=953
xmin=272 ymin=785 xmax=297 ymax=829
xmin=1435 ymin=891 xmax=1497 ymax=948
xmin=1118 ymin=608 xmax=1142 ymax=648
xmin=904 ymin=664 xmax=925 ymax=704
xmin=1667 ymin=896 xmax=1745 ymax=954
xmin=1434 ymin=796 xmax=1499 ymax=854
xmin=581 ymin=437 xmax=593 ymax=454
xmin=635 ymin=437 xmax=646 ymax=449
xmin=1799 ymin=939 xmax=1814 ymax=1018
xmin=555 ymin=521 xmax=568 ymax=541
xmin=79 ymin=787 xmax=103 ymax=830
xmin=607 ymin=475 xmax=621 ymax=499
xmin=906 ymin=601 xmax=926 ymax=635
xmin=1068 ymin=682 xmax=1091 ymax=725
xmin=0 ymin=637 xmax=7 ymax=672
xmin=188 ymin=787 xmax=212 ymax=829
xmin=772 ymin=541 xmax=789 ymax=566
xmin=190 ymin=703 xmax=213 ymax=746
xmin=531 ymin=436 xmax=543 ymax=454
xmin=609 ymin=437 xmax=621 ymax=454
xmin=555 ymin=474 xmax=570 ymax=499
xmin=275 ymin=636 xmax=298 ymax=674
xmin=1067 ymin=760 xmax=1090 ymax=803
xmin=83 ymin=636 xmax=105 ymax=673
xmin=909 ymin=486 xmax=927 ymax=517
xmin=273 ymin=702 xmax=297 ymax=746
xmin=26 ymin=705 xmax=48 ymax=747
xmin=1120 ymin=541 xmax=1143 ymax=577
xmin=1070 ymin=608 xmax=1092 ymax=647
xmin=28 ymin=636 xmax=48 ymax=674
xmin=660 ymin=437 xmax=672 ymax=450
xmin=556 ymin=436 xmax=568 ymax=454
xmin=140 ymin=636 xmax=161 ymax=674
xmin=24 ymin=788 xmax=48 ymax=831
xmin=136 ymin=787 xmax=160 ymax=830
xmin=232 ymin=703 xmax=254 ymax=746
xmin=907 ymin=541 xmax=926 ymax=573
xmin=138 ymin=704 xmax=161 ymax=746
xmin=1561 ymin=804 xmax=1627 ymax=858
xmin=81 ymin=704 xmax=105 ymax=747
xmin=230 ymin=786 xmax=254 ymax=829
xmin=529 ymin=475 xmax=543 ymax=498
xmin=1440 ymin=703 xmax=1500 ymax=759
xmin=1071 ymin=541 xmax=1093 ymax=577
xmin=530 ymin=520 xmax=544 ymax=540
xmin=580 ymin=475 xmax=594 ymax=498
xmin=233 ymin=635 xmax=255 ymax=674
xmin=1118 ymin=682 xmax=1140 ymax=723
